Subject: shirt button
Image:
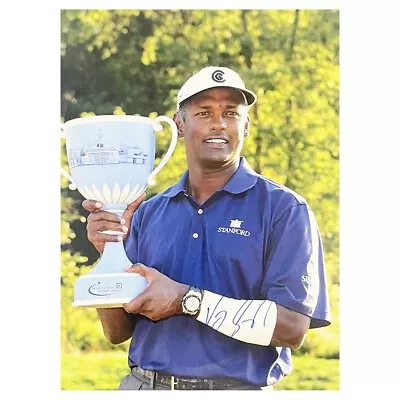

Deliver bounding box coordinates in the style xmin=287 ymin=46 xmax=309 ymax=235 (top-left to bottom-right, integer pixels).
xmin=192 ymin=233 xmax=199 ymax=239
xmin=197 ymin=209 xmax=203 ymax=215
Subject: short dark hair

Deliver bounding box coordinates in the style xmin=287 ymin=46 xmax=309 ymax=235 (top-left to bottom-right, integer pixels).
xmin=176 ymin=98 xmax=192 ymax=122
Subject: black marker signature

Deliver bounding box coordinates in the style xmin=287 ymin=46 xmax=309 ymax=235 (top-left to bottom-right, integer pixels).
xmin=205 ymin=297 xmax=273 ymax=338
xmin=205 ymin=296 xmax=227 ymax=330
xmin=231 ymin=300 xmax=271 ymax=337
xmin=231 ymin=300 xmax=253 ymax=336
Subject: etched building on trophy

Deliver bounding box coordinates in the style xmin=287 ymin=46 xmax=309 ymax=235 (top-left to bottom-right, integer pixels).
xmin=69 ymin=134 xmax=148 ymax=168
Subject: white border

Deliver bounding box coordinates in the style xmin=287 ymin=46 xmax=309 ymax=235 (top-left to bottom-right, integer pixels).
xmin=3 ymin=2 xmax=400 ymax=398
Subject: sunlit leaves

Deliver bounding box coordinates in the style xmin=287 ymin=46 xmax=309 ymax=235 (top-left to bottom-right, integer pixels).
xmin=142 ymin=36 xmax=159 ymax=65
xmin=113 ymin=106 xmax=126 ymax=115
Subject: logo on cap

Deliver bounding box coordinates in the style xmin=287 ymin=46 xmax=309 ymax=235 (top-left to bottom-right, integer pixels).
xmin=211 ymin=70 xmax=226 ymax=83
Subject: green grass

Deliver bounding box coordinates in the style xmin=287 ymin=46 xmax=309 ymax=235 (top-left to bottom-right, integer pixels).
xmin=274 ymin=355 xmax=339 ymax=390
xmin=61 ymin=351 xmax=129 ymax=390
xmin=61 ymin=351 xmax=339 ymax=390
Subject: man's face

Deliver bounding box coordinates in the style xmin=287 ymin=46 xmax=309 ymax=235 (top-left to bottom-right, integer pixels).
xmin=176 ymin=87 xmax=250 ymax=169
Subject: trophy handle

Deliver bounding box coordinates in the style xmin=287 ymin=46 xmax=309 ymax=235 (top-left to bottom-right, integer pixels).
xmin=60 ymin=167 xmax=77 ymax=190
xmin=60 ymin=123 xmax=77 ymax=190
xmin=148 ymin=115 xmax=178 ymax=185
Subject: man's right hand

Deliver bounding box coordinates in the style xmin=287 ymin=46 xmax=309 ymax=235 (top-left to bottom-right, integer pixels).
xmin=82 ymin=192 xmax=146 ymax=254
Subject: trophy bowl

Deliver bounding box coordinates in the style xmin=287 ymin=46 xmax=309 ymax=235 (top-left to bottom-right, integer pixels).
xmin=61 ymin=114 xmax=178 ymax=308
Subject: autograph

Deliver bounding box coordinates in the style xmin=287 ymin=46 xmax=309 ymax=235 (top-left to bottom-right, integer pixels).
xmin=204 ymin=296 xmax=274 ymax=338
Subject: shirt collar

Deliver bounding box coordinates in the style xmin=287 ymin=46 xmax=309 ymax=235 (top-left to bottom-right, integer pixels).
xmin=222 ymin=157 xmax=259 ymax=194
xmin=162 ymin=157 xmax=258 ymax=198
xmin=162 ymin=170 xmax=189 ymax=198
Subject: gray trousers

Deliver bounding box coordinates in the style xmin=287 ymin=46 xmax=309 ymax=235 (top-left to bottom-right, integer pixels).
xmin=118 ymin=369 xmax=271 ymax=390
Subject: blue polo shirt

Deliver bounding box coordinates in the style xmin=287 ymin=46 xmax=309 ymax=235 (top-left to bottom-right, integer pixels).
xmin=124 ymin=157 xmax=331 ymax=386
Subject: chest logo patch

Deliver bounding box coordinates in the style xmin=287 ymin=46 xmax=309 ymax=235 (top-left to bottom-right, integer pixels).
xmin=218 ymin=219 xmax=251 ymax=237
xmin=230 ymin=219 xmax=243 ymax=228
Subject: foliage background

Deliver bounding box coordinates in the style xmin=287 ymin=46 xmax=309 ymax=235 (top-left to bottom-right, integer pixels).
xmin=60 ymin=9 xmax=339 ymax=388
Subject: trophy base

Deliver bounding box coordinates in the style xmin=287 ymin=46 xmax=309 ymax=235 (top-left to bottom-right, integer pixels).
xmin=72 ymin=298 xmax=136 ymax=308
xmin=72 ymin=272 xmax=147 ymax=309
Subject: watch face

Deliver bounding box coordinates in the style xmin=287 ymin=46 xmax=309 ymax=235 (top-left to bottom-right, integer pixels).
xmin=184 ymin=296 xmax=200 ymax=312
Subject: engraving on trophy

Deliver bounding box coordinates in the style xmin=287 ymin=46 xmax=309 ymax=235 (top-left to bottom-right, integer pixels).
xmin=88 ymin=281 xmax=123 ymax=297
xmin=69 ymin=133 xmax=148 ymax=168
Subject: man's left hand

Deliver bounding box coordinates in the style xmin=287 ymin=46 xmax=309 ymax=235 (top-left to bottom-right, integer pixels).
xmin=122 ymin=263 xmax=189 ymax=321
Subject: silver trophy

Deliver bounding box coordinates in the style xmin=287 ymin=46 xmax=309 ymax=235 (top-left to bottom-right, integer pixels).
xmin=61 ymin=115 xmax=177 ymax=308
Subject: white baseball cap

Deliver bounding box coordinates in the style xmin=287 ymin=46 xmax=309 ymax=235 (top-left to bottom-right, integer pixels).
xmin=176 ymin=66 xmax=257 ymax=111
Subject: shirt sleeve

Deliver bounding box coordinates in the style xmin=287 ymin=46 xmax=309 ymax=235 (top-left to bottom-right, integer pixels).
xmin=263 ymin=204 xmax=331 ymax=329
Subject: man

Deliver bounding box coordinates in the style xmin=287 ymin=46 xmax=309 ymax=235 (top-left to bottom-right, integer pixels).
xmin=83 ymin=66 xmax=331 ymax=390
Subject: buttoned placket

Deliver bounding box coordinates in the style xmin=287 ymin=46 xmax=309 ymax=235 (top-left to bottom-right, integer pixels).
xmin=187 ymin=207 xmax=205 ymax=256
xmin=182 ymin=191 xmax=207 ymax=257
xmin=192 ymin=209 xmax=204 ymax=238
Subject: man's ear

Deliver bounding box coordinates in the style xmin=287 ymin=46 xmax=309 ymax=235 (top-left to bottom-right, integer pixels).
xmin=173 ymin=113 xmax=185 ymax=138
xmin=244 ymin=115 xmax=250 ymax=138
